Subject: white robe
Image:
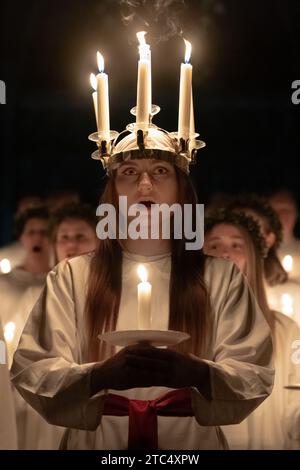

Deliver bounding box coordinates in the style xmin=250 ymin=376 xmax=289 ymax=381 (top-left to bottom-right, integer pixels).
xmin=0 ymin=241 xmax=25 ymax=273
xmin=222 ymin=312 xmax=300 ymax=449
xmin=0 ymin=268 xmax=47 ymax=367
xmin=0 ymin=321 xmax=17 ymax=450
xmin=0 ymin=267 xmax=64 ymax=449
xmin=11 ymin=252 xmax=274 ymax=450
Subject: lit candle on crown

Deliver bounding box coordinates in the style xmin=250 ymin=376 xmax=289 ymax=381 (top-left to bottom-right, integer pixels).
xmin=137 ymin=265 xmax=152 ymax=329
xmin=90 ymin=73 xmax=98 ymax=127
xmin=96 ymin=51 xmax=110 ymax=141
xmin=178 ymin=39 xmax=192 ymax=140
xmin=136 ymin=31 xmax=152 ymax=128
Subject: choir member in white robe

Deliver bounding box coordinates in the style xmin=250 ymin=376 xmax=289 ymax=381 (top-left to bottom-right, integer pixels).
xmin=0 ymin=268 xmax=47 ymax=367
xmin=0 ymin=321 xmax=17 ymax=450
xmin=11 ymin=158 xmax=273 ymax=450
xmin=269 ymin=189 xmax=300 ymax=283
xmin=0 ymin=195 xmax=44 ymax=273
xmin=221 ymin=194 xmax=300 ymax=326
xmin=204 ymin=209 xmax=300 ymax=449
xmin=0 ymin=207 xmax=64 ymax=449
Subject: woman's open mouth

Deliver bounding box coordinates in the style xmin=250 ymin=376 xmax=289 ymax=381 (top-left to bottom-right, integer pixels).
xmin=137 ymin=200 xmax=155 ymax=209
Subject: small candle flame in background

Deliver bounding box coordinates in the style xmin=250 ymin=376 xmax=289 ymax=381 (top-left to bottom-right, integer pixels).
xmin=97 ymin=51 xmax=105 ymax=73
xmin=281 ymin=293 xmax=294 ymax=317
xmin=4 ymin=322 xmax=16 ymax=343
xmin=184 ymin=39 xmax=192 ymax=63
xmin=282 ymin=255 xmax=293 ymax=273
xmin=90 ymin=73 xmax=97 ymax=91
xmin=137 ymin=264 xmax=148 ymax=282
xmin=0 ymin=258 xmax=11 ymax=274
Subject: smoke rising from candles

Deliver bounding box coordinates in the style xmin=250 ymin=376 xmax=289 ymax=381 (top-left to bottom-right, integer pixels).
xmin=119 ymin=0 xmax=186 ymax=43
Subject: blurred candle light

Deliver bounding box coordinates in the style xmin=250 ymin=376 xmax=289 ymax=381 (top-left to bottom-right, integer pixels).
xmin=282 ymin=255 xmax=293 ymax=273
xmin=4 ymin=322 xmax=15 ymax=343
xmin=178 ymin=39 xmax=192 ymax=140
xmin=4 ymin=321 xmax=16 ymax=368
xmin=96 ymin=51 xmax=110 ymax=141
xmin=136 ymin=31 xmax=152 ymax=127
xmin=0 ymin=258 xmax=11 ymax=274
xmin=281 ymin=293 xmax=294 ymax=317
xmin=137 ymin=264 xmax=152 ymax=329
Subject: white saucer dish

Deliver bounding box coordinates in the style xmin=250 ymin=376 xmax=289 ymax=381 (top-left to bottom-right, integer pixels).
xmin=98 ymin=329 xmax=190 ymax=347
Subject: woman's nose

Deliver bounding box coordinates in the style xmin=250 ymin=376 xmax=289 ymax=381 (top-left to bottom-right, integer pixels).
xmin=220 ymin=247 xmax=231 ymax=260
xmin=138 ymin=172 xmax=152 ymax=192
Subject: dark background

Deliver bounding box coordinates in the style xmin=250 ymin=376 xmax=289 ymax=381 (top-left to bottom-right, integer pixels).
xmin=0 ymin=0 xmax=300 ymax=244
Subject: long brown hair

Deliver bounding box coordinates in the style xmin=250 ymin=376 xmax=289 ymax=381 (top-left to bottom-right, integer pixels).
xmin=240 ymin=228 xmax=274 ymax=331
xmin=85 ymin=166 xmax=210 ymax=361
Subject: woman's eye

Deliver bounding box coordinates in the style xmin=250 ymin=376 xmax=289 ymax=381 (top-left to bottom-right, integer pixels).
xmin=208 ymin=244 xmax=217 ymax=251
xmin=232 ymin=243 xmax=243 ymax=250
xmin=153 ymin=166 xmax=168 ymax=175
xmin=123 ymin=168 xmax=137 ymax=176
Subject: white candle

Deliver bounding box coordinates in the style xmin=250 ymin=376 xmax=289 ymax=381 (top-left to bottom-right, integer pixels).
xmin=136 ymin=32 xmax=152 ymax=127
xmin=96 ymin=51 xmax=110 ymax=141
xmin=137 ymin=264 xmax=152 ymax=329
xmin=178 ymin=39 xmax=192 ymax=140
xmin=190 ymin=88 xmax=195 ymax=137
xmin=90 ymin=73 xmax=98 ymax=127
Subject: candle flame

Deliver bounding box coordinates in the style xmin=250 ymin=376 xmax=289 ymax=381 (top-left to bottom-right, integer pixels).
xmin=282 ymin=255 xmax=293 ymax=273
xmin=184 ymin=39 xmax=192 ymax=63
xmin=137 ymin=31 xmax=147 ymax=46
xmin=97 ymin=51 xmax=105 ymax=73
xmin=4 ymin=321 xmax=16 ymax=343
xmin=137 ymin=264 xmax=148 ymax=283
xmin=90 ymin=73 xmax=97 ymax=91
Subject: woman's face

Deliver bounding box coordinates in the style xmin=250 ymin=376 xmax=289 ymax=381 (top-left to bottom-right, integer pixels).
xmin=204 ymin=223 xmax=247 ymax=272
xmin=114 ymin=159 xmax=179 ymax=207
xmin=20 ymin=217 xmax=51 ymax=258
xmin=55 ymin=218 xmax=98 ymax=262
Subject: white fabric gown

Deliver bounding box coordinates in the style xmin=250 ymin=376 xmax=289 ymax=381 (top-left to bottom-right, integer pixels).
xmin=0 ymin=267 xmax=64 ymax=449
xmin=222 ymin=312 xmax=300 ymax=449
xmin=11 ymin=252 xmax=274 ymax=450
xmin=0 ymin=268 xmax=47 ymax=367
xmin=0 ymin=321 xmax=17 ymax=450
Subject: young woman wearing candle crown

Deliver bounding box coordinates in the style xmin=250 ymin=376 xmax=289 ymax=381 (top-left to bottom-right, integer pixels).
xmin=11 ymin=130 xmax=274 ymax=450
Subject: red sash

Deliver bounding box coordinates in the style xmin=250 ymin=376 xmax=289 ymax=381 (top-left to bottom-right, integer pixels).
xmin=103 ymin=388 xmax=194 ymax=449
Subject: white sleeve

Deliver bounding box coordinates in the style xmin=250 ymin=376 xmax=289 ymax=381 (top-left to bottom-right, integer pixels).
xmin=284 ymin=320 xmax=300 ymax=446
xmin=10 ymin=260 xmax=105 ymax=431
xmin=191 ymin=263 xmax=274 ymax=426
